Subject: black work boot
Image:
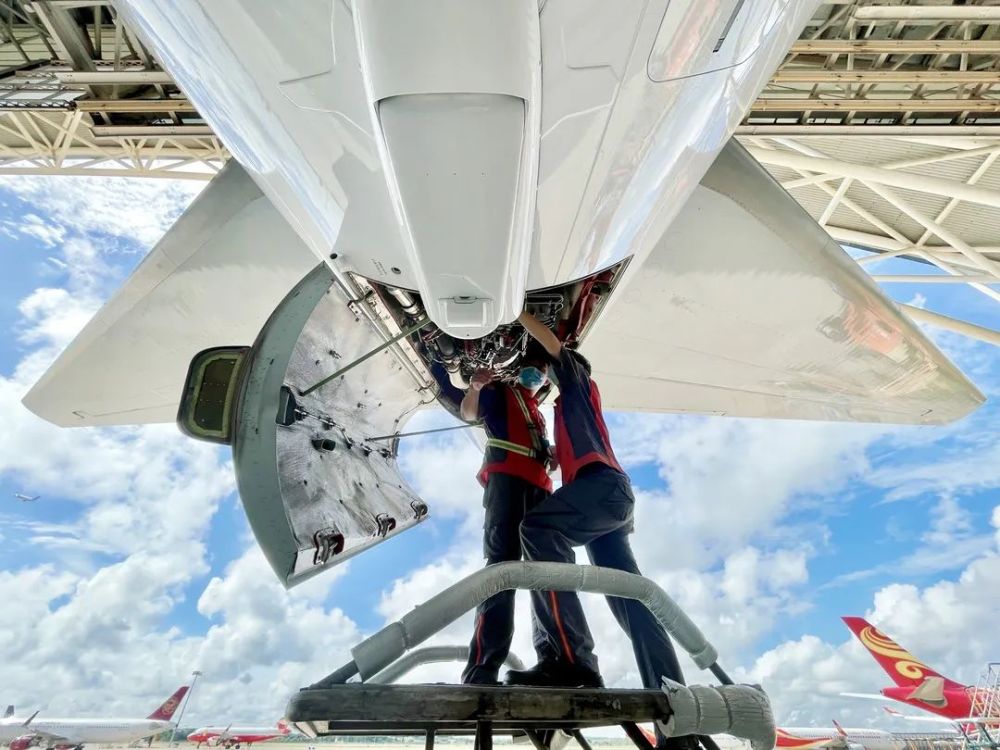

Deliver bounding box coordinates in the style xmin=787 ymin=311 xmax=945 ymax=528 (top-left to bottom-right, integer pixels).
xmin=504 ymin=659 xmax=604 ymax=688
xmin=462 ymin=667 xmax=501 ymax=686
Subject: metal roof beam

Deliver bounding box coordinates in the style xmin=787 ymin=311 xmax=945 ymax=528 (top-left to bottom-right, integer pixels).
xmin=745 ymin=146 xmax=1000 ymax=209
xmin=90 ymin=124 xmax=213 ymax=137
xmin=74 ymin=98 xmax=195 ymax=112
xmin=55 ymin=70 xmax=174 ymax=84
xmin=901 ymin=304 xmax=1000 ymax=348
xmin=831 ymin=227 xmax=1000 ymax=260
xmin=788 ymin=40 xmax=1000 ymax=54
xmin=864 ymin=180 xmax=1000 ymax=275
xmin=855 ymin=7 xmax=1000 ymax=22
xmin=737 ymin=125 xmax=1000 ymax=136
xmin=752 ymin=98 xmax=1000 ymax=112
xmin=771 ymin=70 xmax=1000 ymax=83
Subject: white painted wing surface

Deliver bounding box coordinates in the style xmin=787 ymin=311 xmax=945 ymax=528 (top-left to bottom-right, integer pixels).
xmin=586 ymin=141 xmax=983 ymax=425
xmin=22 ymin=163 xmax=318 ymax=427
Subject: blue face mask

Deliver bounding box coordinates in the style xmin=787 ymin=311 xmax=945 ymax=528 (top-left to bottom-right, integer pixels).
xmin=517 ymin=366 xmax=546 ymax=391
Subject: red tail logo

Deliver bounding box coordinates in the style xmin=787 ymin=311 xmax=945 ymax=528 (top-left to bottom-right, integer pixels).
xmin=842 ymin=617 xmax=959 ymax=688
xmin=147 ymin=686 xmax=189 ymax=721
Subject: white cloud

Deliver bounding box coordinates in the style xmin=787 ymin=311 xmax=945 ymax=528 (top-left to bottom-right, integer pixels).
xmin=19 ymin=213 xmax=66 ymax=248
xmin=747 ymin=505 xmax=1000 ymax=728
xmin=0 ymin=175 xmax=204 ymax=249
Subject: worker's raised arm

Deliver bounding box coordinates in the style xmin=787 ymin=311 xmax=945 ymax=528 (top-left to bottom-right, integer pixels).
xmin=518 ymin=311 xmax=562 ymax=359
xmin=460 ymin=370 xmax=492 ymax=421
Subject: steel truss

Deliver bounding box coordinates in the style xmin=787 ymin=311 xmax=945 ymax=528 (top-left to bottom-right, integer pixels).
xmin=0 ymin=0 xmax=224 ymax=179
xmin=739 ymin=1 xmax=1000 ymax=347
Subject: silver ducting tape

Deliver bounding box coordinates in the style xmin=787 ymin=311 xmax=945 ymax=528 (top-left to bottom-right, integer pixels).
xmin=658 ymin=680 xmax=777 ymax=750
xmin=369 ymin=645 xmax=525 ymax=684
xmin=349 ymin=561 xmax=718 ymax=681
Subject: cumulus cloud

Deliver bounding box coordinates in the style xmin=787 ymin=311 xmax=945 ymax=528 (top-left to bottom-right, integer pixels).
xmin=748 ymin=505 xmax=1000 ymax=728
xmin=1 ymin=175 xmax=203 ymax=249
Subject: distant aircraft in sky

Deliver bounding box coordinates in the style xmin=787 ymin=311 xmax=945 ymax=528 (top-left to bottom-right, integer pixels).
xmin=12 ymin=494 xmax=39 ymax=502
xmin=0 ymin=686 xmax=189 ymax=750
xmin=841 ymin=616 xmax=998 ymax=727
xmin=187 ymin=720 xmax=292 ymax=748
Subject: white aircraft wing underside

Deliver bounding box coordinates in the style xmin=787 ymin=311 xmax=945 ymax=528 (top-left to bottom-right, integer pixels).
xmin=22 ymin=142 xmax=983 ymax=430
xmin=22 ymin=163 xmax=318 ymax=427
xmin=587 ymin=142 xmax=982 ymax=425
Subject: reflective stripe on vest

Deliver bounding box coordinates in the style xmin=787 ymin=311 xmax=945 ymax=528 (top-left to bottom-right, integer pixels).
xmin=484 ymin=388 xmax=546 ymax=460
xmin=484 ymin=437 xmax=538 ymax=458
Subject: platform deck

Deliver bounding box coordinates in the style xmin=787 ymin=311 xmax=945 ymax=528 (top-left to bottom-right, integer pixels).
xmin=288 ymin=683 xmax=671 ymax=738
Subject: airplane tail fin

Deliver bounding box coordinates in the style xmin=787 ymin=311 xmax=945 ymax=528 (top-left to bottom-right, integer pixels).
xmin=4 ymin=706 xmax=13 ymax=719
xmin=147 ymin=686 xmax=189 ymax=721
xmin=832 ymin=720 xmax=846 ymax=738
xmin=277 ymin=720 xmax=291 ymax=736
xmin=842 ymin=617 xmax=962 ymax=689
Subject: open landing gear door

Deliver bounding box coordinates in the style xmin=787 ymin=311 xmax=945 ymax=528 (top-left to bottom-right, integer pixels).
xmin=231 ymin=265 xmax=430 ymax=587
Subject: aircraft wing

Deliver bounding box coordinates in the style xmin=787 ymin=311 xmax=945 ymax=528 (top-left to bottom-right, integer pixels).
xmin=585 ymin=141 xmax=983 ymax=425
xmin=841 ymin=692 xmax=896 ymax=703
xmin=22 ymin=162 xmax=317 ymax=427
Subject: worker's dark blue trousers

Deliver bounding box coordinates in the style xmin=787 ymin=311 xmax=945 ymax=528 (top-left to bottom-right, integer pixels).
xmin=463 ymin=473 xmax=552 ymax=684
xmin=520 ymin=464 xmax=686 ymax=690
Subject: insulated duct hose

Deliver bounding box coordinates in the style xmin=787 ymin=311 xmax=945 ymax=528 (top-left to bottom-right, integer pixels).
xmin=369 ymin=645 xmax=525 ymax=684
xmin=658 ymin=680 xmax=777 ymax=750
xmin=313 ymin=561 xmax=722 ymax=686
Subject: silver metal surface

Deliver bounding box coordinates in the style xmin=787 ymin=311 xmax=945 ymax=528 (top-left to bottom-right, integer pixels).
xmin=233 ymin=265 xmax=429 ymax=588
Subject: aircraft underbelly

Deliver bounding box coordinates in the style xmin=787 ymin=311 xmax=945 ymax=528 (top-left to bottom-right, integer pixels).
xmin=113 ymin=0 xmax=820 ymax=338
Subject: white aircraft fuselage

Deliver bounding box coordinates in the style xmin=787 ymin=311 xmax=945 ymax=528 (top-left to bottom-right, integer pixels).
xmin=114 ymin=0 xmax=821 ymax=339
xmin=783 ymin=727 xmax=907 ymax=750
xmin=0 ymin=717 xmax=173 ymax=746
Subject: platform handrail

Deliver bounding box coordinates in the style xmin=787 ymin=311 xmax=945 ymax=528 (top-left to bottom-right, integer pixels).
xmin=310 ymin=561 xmax=726 ymax=688
xmin=369 ymin=645 xmax=525 ymax=684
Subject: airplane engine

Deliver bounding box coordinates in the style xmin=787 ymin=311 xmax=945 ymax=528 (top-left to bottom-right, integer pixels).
xmin=9 ymin=735 xmax=42 ymax=750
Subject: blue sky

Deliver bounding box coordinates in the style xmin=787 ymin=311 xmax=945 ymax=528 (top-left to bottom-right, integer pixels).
xmin=0 ymin=174 xmax=998 ymax=731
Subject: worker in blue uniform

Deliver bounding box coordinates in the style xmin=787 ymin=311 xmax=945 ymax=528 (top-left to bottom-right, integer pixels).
xmin=505 ymin=312 xmax=686 ymax=703
xmin=452 ymin=343 xmax=557 ymax=685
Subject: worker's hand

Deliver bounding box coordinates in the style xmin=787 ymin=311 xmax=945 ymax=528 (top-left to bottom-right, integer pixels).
xmin=470 ymin=370 xmax=492 ymax=392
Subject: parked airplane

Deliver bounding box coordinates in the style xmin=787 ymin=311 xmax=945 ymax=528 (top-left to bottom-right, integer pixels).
xmin=841 ymin=617 xmax=996 ymax=725
xmin=776 ymin=723 xmax=961 ymax=750
xmin=777 ymin=723 xmax=904 ymax=750
xmin=187 ymin=721 xmax=292 ymax=748
xmin=0 ymin=686 xmax=188 ymax=750
xmin=22 ymin=1 xmax=985 ymax=588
